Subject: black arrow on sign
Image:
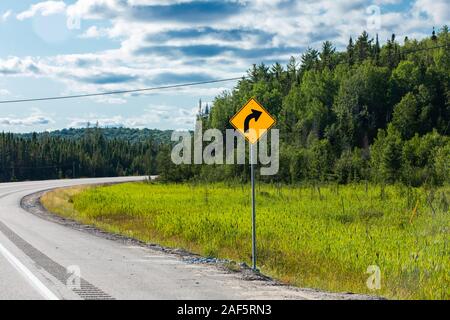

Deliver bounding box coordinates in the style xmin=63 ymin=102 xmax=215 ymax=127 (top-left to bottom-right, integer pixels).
xmin=244 ymin=109 xmax=263 ymax=133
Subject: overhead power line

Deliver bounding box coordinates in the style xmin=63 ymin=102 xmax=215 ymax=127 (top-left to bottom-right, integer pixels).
xmin=0 ymin=77 xmax=245 ymax=105
xmin=0 ymin=43 xmax=447 ymax=105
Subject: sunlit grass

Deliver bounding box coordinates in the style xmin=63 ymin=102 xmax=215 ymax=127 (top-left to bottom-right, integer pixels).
xmin=42 ymin=182 xmax=449 ymax=299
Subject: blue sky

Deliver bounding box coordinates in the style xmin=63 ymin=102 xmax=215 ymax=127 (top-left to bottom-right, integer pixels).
xmin=0 ymin=0 xmax=448 ymax=132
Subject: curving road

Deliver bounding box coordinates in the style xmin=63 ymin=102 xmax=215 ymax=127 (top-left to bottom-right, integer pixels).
xmin=0 ymin=177 xmax=367 ymax=300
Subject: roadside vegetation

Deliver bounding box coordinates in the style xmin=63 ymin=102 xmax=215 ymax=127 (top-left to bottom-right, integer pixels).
xmin=42 ymin=182 xmax=449 ymax=300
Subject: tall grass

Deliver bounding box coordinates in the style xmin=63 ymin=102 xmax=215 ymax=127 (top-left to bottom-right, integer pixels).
xmin=42 ymin=182 xmax=449 ymax=299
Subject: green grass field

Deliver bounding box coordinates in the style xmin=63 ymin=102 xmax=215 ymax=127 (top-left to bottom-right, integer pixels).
xmin=42 ymin=182 xmax=449 ymax=299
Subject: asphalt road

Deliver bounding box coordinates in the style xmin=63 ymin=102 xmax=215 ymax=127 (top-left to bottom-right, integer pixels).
xmin=0 ymin=177 xmax=369 ymax=300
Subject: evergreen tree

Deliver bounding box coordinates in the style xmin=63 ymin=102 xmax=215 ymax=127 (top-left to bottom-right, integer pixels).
xmin=347 ymin=37 xmax=355 ymax=66
xmin=320 ymin=41 xmax=336 ymax=70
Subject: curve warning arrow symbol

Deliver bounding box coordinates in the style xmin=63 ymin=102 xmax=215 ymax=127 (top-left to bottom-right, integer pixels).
xmin=244 ymin=109 xmax=263 ymax=133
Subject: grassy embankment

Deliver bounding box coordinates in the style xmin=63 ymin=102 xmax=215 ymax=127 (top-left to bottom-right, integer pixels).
xmin=42 ymin=182 xmax=449 ymax=299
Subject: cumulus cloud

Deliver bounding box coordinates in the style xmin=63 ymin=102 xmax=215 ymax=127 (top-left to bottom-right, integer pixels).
xmin=16 ymin=1 xmax=67 ymax=21
xmin=68 ymin=115 xmax=125 ymax=128
xmin=79 ymin=25 xmax=108 ymax=38
xmin=1 ymin=10 xmax=12 ymax=22
xmin=411 ymin=0 xmax=450 ymax=25
xmin=67 ymin=104 xmax=197 ymax=129
xmin=0 ymin=57 xmax=41 ymax=75
xmin=73 ymin=72 xmax=139 ymax=85
xmin=0 ymin=109 xmax=54 ymax=127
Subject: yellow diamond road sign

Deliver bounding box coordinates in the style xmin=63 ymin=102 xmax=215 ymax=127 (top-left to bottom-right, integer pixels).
xmin=230 ymin=98 xmax=276 ymax=144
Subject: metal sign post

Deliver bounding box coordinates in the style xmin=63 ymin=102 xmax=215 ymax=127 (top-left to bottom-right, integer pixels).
xmin=250 ymin=142 xmax=257 ymax=271
xmin=229 ymin=98 xmax=276 ymax=273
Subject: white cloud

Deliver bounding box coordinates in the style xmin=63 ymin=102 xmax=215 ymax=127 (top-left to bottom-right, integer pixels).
xmin=1 ymin=10 xmax=12 ymax=22
xmin=68 ymin=115 xmax=124 ymax=128
xmin=67 ymin=104 xmax=197 ymax=129
xmin=0 ymin=57 xmax=41 ymax=75
xmin=373 ymin=0 xmax=401 ymax=4
xmin=64 ymin=0 xmax=448 ymax=58
xmin=0 ymin=108 xmax=54 ymax=126
xmin=78 ymin=26 xmax=108 ymax=38
xmin=17 ymin=1 xmax=66 ymax=21
xmin=66 ymin=0 xmax=126 ymax=20
xmin=411 ymin=0 xmax=450 ymax=25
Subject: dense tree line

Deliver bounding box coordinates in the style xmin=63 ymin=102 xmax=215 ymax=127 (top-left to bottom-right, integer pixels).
xmin=161 ymin=27 xmax=449 ymax=186
xmin=19 ymin=127 xmax=172 ymax=144
xmin=0 ymin=127 xmax=160 ymax=182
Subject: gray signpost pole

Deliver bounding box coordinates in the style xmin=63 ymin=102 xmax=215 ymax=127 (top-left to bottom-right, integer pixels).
xmin=250 ymin=142 xmax=257 ymax=271
xmin=230 ymin=98 xmax=275 ymax=273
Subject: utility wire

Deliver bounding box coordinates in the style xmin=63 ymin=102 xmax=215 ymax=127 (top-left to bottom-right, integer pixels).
xmin=0 ymin=43 xmax=447 ymax=105
xmin=0 ymin=77 xmax=246 ymax=105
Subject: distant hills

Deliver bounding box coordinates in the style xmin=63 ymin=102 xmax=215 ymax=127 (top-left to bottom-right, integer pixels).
xmin=19 ymin=127 xmax=173 ymax=144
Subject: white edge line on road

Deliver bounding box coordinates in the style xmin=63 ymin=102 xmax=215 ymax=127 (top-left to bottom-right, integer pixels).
xmin=0 ymin=242 xmax=59 ymax=300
